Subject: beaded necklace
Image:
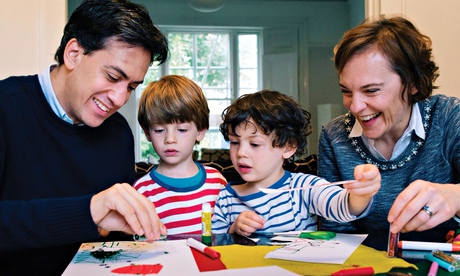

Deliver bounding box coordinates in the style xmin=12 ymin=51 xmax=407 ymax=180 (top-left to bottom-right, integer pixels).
xmin=344 ymin=99 xmax=431 ymax=171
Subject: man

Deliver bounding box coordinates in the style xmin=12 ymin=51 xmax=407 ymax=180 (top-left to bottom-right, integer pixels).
xmin=0 ymin=0 xmax=168 ymax=274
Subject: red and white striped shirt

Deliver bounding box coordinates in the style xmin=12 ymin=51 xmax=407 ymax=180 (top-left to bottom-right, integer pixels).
xmin=134 ymin=163 xmax=227 ymax=235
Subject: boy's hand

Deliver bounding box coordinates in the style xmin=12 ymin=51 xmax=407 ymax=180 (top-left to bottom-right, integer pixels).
xmin=229 ymin=211 xmax=265 ymax=236
xmin=345 ymin=164 xmax=381 ymax=216
xmin=344 ymin=164 xmax=381 ymax=197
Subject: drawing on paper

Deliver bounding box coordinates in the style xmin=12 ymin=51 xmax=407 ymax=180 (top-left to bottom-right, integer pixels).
xmin=275 ymin=239 xmax=340 ymax=255
xmin=63 ymin=240 xmax=200 ymax=275
xmin=74 ymin=242 xmax=148 ymax=266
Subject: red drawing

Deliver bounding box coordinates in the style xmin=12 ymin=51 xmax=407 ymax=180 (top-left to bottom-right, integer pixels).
xmin=111 ymin=263 xmax=163 ymax=275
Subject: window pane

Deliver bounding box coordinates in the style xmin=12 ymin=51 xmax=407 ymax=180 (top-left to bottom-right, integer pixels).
xmin=142 ymin=68 xmax=160 ymax=90
xmin=136 ymin=29 xmax=260 ymax=161
xmin=238 ymin=34 xmax=259 ymax=98
xmin=239 ymin=69 xmax=258 ymax=88
xmin=197 ymin=69 xmax=229 ymax=88
xmin=238 ymin=34 xmax=258 ymax=67
xmin=197 ymin=34 xmax=229 ymax=67
xmin=238 ymin=88 xmax=256 ymax=97
xmin=170 ymin=69 xmax=194 ymax=79
xmin=168 ymin=33 xmax=193 ymax=67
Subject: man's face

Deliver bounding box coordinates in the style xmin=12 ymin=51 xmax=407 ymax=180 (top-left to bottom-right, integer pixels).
xmin=60 ymin=38 xmax=150 ymax=127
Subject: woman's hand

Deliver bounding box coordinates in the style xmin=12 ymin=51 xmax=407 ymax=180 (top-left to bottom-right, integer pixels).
xmin=229 ymin=211 xmax=265 ymax=236
xmin=388 ymin=180 xmax=460 ymax=233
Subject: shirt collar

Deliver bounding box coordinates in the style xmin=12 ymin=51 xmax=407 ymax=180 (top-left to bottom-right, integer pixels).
xmin=349 ymin=103 xmax=425 ymax=140
xmin=38 ymin=64 xmax=78 ymax=125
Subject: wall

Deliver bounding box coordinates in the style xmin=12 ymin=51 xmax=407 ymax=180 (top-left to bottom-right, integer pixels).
xmin=0 ymin=0 xmax=66 ymax=79
xmin=2 ymin=0 xmax=363 ymax=156
xmin=152 ymin=0 xmax=360 ymax=156
xmin=68 ymin=0 xmax=360 ymax=155
xmin=368 ymin=0 xmax=460 ymax=99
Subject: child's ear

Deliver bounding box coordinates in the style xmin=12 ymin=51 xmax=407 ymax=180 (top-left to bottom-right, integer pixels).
xmin=142 ymin=126 xmax=151 ymax=142
xmin=196 ymin=129 xmax=207 ymax=142
xmin=195 ymin=129 xmax=207 ymax=142
xmin=282 ymin=144 xmax=297 ymax=159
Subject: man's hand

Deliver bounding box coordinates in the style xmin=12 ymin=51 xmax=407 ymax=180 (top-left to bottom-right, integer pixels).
xmin=90 ymin=183 xmax=166 ymax=240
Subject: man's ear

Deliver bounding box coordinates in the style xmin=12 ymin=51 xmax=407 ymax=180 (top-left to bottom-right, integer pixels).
xmin=282 ymin=144 xmax=297 ymax=159
xmin=63 ymin=38 xmax=83 ymax=70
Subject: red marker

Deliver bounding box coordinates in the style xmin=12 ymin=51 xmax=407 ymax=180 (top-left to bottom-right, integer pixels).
xmin=398 ymin=241 xmax=460 ymax=251
xmin=186 ymin=238 xmax=221 ymax=259
xmin=453 ymin=234 xmax=460 ymax=243
xmin=446 ymin=230 xmax=455 ymax=241
xmin=331 ymin=266 xmax=374 ymax=276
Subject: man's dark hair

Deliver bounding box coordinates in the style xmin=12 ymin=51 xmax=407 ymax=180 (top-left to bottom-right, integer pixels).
xmin=54 ymin=0 xmax=168 ymax=65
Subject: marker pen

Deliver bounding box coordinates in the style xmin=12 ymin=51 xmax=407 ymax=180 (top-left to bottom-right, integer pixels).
xmin=427 ymin=260 xmax=439 ymax=276
xmin=186 ymin=238 xmax=221 ymax=259
xmin=446 ymin=230 xmax=455 ymax=241
xmin=331 ymin=266 xmax=374 ymax=276
xmin=425 ymin=253 xmax=455 ymax=272
xmin=398 ymin=240 xmax=460 ymax=252
xmin=133 ymin=234 xmax=167 ymax=242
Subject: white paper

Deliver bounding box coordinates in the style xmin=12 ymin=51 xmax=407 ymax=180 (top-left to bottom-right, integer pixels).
xmin=200 ymin=266 xmax=299 ymax=276
xmin=62 ymin=239 xmax=200 ymax=275
xmin=265 ymin=233 xmax=367 ymax=264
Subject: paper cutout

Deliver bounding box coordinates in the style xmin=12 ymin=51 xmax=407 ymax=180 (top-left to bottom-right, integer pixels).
xmin=111 ymin=264 xmax=163 ymax=274
xmin=265 ymin=233 xmax=368 ymax=264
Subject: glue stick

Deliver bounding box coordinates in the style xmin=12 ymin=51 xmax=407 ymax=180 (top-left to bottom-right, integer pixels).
xmin=202 ymin=202 xmax=212 ymax=246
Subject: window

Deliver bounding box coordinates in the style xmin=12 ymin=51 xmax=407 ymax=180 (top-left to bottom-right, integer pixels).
xmin=136 ymin=27 xmax=261 ymax=162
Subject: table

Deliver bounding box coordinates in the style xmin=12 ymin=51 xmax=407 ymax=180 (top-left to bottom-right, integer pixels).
xmin=167 ymin=233 xmax=432 ymax=275
xmin=107 ymin=232 xmax=460 ymax=275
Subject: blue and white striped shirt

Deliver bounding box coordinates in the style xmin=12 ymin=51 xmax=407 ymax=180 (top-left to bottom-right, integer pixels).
xmin=212 ymin=171 xmax=371 ymax=234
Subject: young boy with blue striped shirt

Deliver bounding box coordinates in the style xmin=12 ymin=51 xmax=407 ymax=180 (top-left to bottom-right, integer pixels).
xmin=212 ymin=90 xmax=381 ymax=236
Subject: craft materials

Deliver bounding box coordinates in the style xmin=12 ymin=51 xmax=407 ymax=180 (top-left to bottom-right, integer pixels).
xmin=446 ymin=230 xmax=455 ymax=241
xmin=132 ymin=234 xmax=167 ymax=242
xmin=427 ymin=261 xmax=439 ymax=276
xmin=299 ymin=231 xmax=336 ymax=240
xmin=186 ymin=238 xmax=221 ymax=259
xmin=330 ymin=266 xmax=374 ymax=276
xmin=387 ymin=228 xmax=400 ymax=258
xmin=425 ymin=253 xmax=455 ymax=272
xmin=202 ymin=202 xmax=212 ymax=246
xmin=432 ymin=249 xmax=460 ymax=269
xmin=398 ymin=241 xmax=460 ymax=252
xmin=259 ymin=180 xmax=357 ymax=194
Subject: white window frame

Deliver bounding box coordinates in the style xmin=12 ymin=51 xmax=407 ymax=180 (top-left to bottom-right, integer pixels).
xmin=133 ymin=26 xmax=263 ymax=162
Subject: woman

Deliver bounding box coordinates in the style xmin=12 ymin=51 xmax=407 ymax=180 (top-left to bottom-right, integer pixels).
xmin=318 ymin=15 xmax=460 ymax=250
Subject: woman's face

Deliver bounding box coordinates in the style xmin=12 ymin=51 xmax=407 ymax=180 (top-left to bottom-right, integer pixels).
xmin=339 ymin=47 xmax=416 ymax=145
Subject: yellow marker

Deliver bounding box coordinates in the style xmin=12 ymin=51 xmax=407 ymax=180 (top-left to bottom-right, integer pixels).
xmin=202 ymin=202 xmax=212 ymax=246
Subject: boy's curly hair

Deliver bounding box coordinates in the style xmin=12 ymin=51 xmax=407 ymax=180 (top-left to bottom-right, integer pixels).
xmin=220 ymin=90 xmax=312 ymax=160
